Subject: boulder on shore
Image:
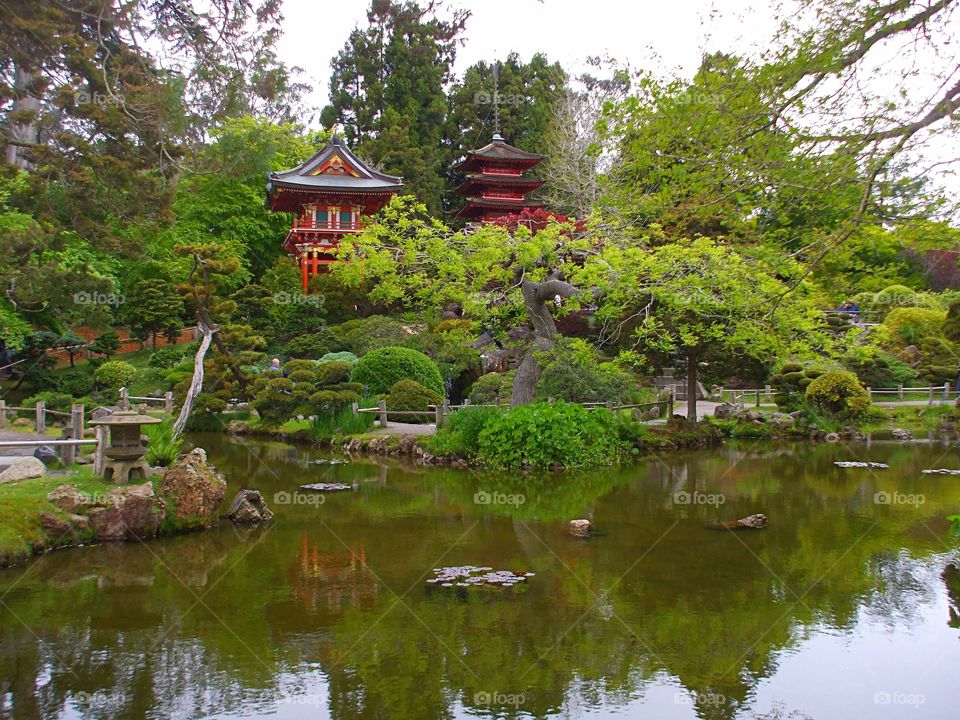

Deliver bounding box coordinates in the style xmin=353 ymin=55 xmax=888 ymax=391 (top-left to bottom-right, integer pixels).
xmin=0 ymin=456 xmax=46 ymax=484
xmin=159 ymin=448 xmax=227 ymax=530
xmin=891 ymin=427 xmax=913 ymax=441
xmin=569 ymin=519 xmax=592 ymax=538
xmin=86 ymin=483 xmax=166 ymax=541
xmin=225 ymin=489 xmax=274 ymax=524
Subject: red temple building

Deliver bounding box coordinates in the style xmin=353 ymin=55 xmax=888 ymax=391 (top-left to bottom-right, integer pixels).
xmin=266 ymin=137 xmax=402 ymax=290
xmin=453 ymin=133 xmax=545 ymax=222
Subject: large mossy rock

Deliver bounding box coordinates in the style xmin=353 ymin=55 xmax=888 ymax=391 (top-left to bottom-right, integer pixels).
xmin=86 ymin=483 xmax=166 ymax=541
xmin=159 ymin=448 xmax=227 ymax=530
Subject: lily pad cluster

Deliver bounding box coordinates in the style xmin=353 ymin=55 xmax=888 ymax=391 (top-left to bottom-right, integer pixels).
xmin=426 ymin=566 xmax=534 ymax=589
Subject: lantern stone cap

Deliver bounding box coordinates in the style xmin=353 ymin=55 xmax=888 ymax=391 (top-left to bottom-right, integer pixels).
xmin=89 ymin=410 xmax=163 ymax=426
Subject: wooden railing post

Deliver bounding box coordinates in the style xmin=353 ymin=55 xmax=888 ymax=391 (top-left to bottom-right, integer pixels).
xmin=668 ymin=389 xmax=675 ymax=417
xmin=351 ymin=401 xmax=359 ymax=413
xmin=943 ymin=383 xmax=950 ymax=401
xmin=71 ymin=404 xmax=84 ymax=448
xmin=435 ymin=404 xmax=443 ymax=427
xmin=866 ymin=387 xmax=872 ymax=403
xmin=898 ymin=384 xmax=904 ymax=400
xmin=60 ymin=427 xmax=75 ymax=465
xmin=928 ymin=386 xmax=934 ymax=403
xmin=119 ymin=387 xmax=129 ymax=410
xmin=164 ymin=391 xmax=174 ymax=415
xmin=755 ymin=388 xmax=761 ymax=408
xmin=35 ymin=401 xmax=45 ymax=433
xmin=765 ymin=385 xmax=772 ymax=402
xmin=378 ymin=398 xmax=388 ymax=428
xmin=0 ymin=399 xmax=5 ymax=428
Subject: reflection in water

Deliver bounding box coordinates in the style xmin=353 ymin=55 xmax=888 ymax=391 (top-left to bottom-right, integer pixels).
xmin=0 ymin=437 xmax=958 ymax=719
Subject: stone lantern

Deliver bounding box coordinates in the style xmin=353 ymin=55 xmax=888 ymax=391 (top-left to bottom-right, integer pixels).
xmin=89 ymin=410 xmax=162 ymax=484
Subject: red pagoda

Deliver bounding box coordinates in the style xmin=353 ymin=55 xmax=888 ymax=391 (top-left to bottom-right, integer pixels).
xmin=453 ymin=133 xmax=545 ymax=222
xmin=267 ymin=137 xmax=402 ymax=290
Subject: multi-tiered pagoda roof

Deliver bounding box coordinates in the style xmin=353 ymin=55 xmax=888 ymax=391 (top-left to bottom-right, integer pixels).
xmin=453 ymin=134 xmax=545 ymax=221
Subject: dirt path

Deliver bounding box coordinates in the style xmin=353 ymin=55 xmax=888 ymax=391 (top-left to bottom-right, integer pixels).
xmin=0 ymin=428 xmax=52 ymax=459
xmin=367 ymin=422 xmax=437 ymax=437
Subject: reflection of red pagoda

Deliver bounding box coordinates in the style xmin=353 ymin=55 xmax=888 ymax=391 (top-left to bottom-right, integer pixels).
xmin=266 ymin=137 xmax=402 ymax=290
xmin=291 ymin=533 xmax=380 ymax=615
xmin=453 ymin=134 xmax=545 ymax=222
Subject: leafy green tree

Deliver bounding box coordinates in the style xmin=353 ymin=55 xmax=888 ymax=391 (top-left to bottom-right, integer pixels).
xmin=587 ymin=238 xmax=821 ymax=420
xmin=122 ymin=279 xmax=185 ymax=350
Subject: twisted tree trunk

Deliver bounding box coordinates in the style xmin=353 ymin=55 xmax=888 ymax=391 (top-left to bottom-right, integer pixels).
xmin=510 ymin=271 xmax=580 ymax=407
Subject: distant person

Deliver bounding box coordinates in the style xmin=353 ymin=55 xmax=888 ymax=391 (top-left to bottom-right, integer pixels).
xmin=837 ymin=300 xmax=861 ymax=325
xmin=270 ymin=358 xmax=281 ymax=371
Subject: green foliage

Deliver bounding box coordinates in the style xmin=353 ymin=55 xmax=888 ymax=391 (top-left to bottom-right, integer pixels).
xmin=315 ymin=361 xmax=353 ymax=385
xmin=149 ymin=343 xmax=197 ymax=369
xmin=428 ymin=406 xmax=502 ymax=458
xmin=386 ymin=380 xmax=442 ymax=422
xmin=56 ymin=372 xmax=95 ymax=398
xmin=0 ymin=300 xmax=31 ymax=351
xmin=143 ymin=420 xmax=184 ymax=467
xmin=405 ymin=325 xmax=481 ymax=384
xmin=840 ymin=346 xmax=917 ymax=388
xmin=878 ymin=307 xmax=945 ymax=347
xmin=89 ymin=331 xmax=120 ymax=358
xmin=308 ymin=405 xmax=375 ymax=441
xmin=805 ymin=371 xmax=870 ymax=418
xmin=94 ymin=360 xmax=139 ymax=389
xmin=476 ymin=402 xmax=621 ymax=469
xmin=285 ymin=330 xmax=336 ymax=359
xmin=121 ymin=278 xmax=184 ymax=345
xmin=768 ymin=361 xmax=826 ymax=410
xmin=949 ymin=514 xmax=960 ymax=538
xmin=23 ymin=391 xmax=73 ymax=414
xmin=318 ymin=351 xmax=359 ymax=366
xmin=352 ymin=346 xmax=444 ymax=397
xmin=334 ymin=315 xmax=411 ymax=356
xmin=468 ymin=371 xmax=515 ymax=405
xmin=536 ymin=340 xmax=638 ymax=403
xmin=943 ymin=301 xmax=960 ymax=343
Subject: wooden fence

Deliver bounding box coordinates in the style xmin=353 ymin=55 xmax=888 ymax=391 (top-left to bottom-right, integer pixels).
xmin=717 ymin=384 xmax=958 ymax=407
xmin=0 ymin=402 xmax=91 ymax=465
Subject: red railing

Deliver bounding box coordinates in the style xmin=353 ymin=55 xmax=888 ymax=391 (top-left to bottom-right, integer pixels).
xmin=292 ymin=217 xmax=362 ymax=232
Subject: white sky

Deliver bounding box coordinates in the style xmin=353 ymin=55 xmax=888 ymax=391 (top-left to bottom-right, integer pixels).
xmin=276 ymin=0 xmax=777 ymax=115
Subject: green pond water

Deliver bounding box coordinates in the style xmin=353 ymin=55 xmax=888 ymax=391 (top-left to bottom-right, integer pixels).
xmin=2 ymin=434 xmax=960 ymax=719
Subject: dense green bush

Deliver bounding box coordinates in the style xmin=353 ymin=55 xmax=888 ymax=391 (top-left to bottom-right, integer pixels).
xmin=405 ymin=324 xmax=481 ymax=384
xmin=537 ymin=348 xmax=638 ymax=404
xmin=428 ymin=406 xmax=501 ymax=458
xmin=149 ymin=343 xmax=197 ymax=369
xmin=143 ymin=419 xmax=183 ymax=466
xmin=476 ymin=402 xmax=621 ymax=469
xmin=386 ymin=380 xmax=442 ymax=422
xmin=840 ymin=346 xmax=917 ymax=387
xmin=352 ymin=346 xmax=444 ymax=396
xmin=285 ymin=330 xmax=336 ymax=359
xmin=57 ymin=371 xmax=95 ymax=398
xmin=879 ymin=307 xmax=945 ymax=347
xmin=333 ymin=315 xmax=411 ymax=356
xmin=944 ymin=301 xmax=960 ymax=342
xmin=768 ymin=361 xmax=826 ymax=411
xmin=94 ymin=360 xmax=139 ymax=388
xmin=468 ymin=371 xmax=515 ymax=405
xmin=22 ymin=391 xmax=73 ymax=415
xmin=315 ymin=360 xmax=353 ymax=385
xmin=805 ymin=370 xmax=870 ymax=418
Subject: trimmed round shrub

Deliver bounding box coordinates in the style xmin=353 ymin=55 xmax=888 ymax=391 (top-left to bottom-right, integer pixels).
xmin=805 ymin=370 xmax=870 ymax=418
xmin=285 ymin=331 xmax=335 ymax=359
xmin=468 ymin=371 xmax=515 ymax=405
xmin=94 ymin=360 xmax=139 ymax=388
xmin=149 ymin=343 xmax=196 ymax=369
xmin=880 ymin=307 xmax=945 ymax=346
xmin=387 ymin=379 xmax=442 ymax=415
xmin=282 ymin=359 xmax=318 ymax=376
xmin=477 ymin=402 xmax=621 ymax=470
xmin=318 ymin=351 xmax=359 ymax=366
xmin=352 ymin=346 xmax=444 ymax=396
xmin=315 ymin=360 xmax=353 ymax=385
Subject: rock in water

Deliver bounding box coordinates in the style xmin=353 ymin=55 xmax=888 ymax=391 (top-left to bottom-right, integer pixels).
xmin=891 ymin=428 xmax=913 ymax=441
xmin=225 ymin=489 xmax=274 ymax=524
xmin=160 ymin=447 xmax=227 ymax=529
xmin=0 ymin=456 xmax=46 ymax=484
xmin=569 ymin=519 xmax=592 ymax=538
xmin=709 ymin=513 xmax=767 ymax=530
